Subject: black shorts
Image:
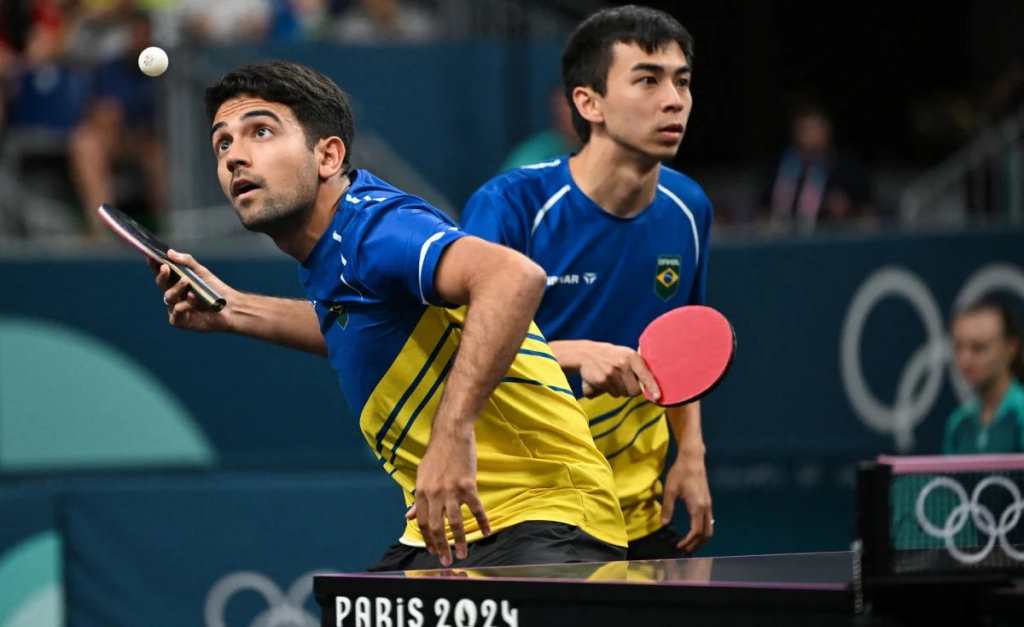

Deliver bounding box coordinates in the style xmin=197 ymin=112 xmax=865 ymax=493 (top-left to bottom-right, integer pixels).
xmin=626 ymin=525 xmax=689 ymax=561
xmin=368 ymin=521 xmax=626 ymax=571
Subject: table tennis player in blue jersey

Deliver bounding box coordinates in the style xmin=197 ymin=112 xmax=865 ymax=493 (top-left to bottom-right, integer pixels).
xmin=152 ymin=60 xmax=627 ymax=569
xmin=462 ymin=6 xmax=714 ymax=560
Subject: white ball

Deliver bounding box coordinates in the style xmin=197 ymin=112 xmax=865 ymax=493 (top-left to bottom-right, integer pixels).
xmin=138 ymin=46 xmax=169 ymax=77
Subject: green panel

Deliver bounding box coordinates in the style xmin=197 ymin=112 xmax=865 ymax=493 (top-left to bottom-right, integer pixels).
xmin=0 ymin=317 xmax=215 ymax=470
xmin=0 ymin=531 xmax=61 ymax=627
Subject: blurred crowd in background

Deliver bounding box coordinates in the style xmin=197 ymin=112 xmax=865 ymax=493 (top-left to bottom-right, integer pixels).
xmin=0 ymin=0 xmax=1022 ymax=240
xmin=0 ymin=0 xmax=446 ymax=237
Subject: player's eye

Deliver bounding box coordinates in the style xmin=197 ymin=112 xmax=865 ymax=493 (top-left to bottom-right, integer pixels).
xmin=215 ymin=138 xmax=231 ymax=153
xmin=638 ymin=76 xmax=658 ymax=85
xmin=677 ymin=78 xmax=690 ymax=88
xmin=255 ymin=127 xmax=273 ymax=138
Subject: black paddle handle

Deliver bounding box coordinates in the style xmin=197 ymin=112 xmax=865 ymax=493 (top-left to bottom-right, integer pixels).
xmin=174 ymin=264 xmax=226 ymax=311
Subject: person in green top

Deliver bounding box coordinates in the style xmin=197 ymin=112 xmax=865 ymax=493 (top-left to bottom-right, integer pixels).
xmin=892 ymin=298 xmax=1023 ymax=553
xmin=499 ymin=85 xmax=579 ymax=171
xmin=944 ymin=296 xmax=1024 ymax=454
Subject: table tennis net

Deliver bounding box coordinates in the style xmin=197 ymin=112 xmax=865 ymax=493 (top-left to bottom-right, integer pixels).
xmin=859 ymin=455 xmax=1024 ymax=577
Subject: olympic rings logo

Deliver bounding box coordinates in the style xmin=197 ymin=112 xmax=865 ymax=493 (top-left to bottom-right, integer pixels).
xmin=840 ymin=264 xmax=1024 ymax=451
xmin=205 ymin=571 xmax=318 ymax=627
xmin=915 ymin=475 xmax=1024 ymax=564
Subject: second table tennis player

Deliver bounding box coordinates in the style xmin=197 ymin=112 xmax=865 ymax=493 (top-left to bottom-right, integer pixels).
xmin=462 ymin=5 xmax=716 ymax=559
xmin=153 ymin=60 xmax=628 ymax=569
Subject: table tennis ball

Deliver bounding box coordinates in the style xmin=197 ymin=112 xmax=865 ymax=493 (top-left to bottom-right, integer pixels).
xmin=138 ymin=46 xmax=169 ymax=77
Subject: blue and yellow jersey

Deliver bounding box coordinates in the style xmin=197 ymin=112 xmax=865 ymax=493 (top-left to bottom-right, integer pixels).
xmin=462 ymin=157 xmax=713 ymax=540
xmin=298 ymin=170 xmax=626 ymax=548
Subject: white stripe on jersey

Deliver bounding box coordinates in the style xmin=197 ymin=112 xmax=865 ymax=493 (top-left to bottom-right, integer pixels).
xmin=657 ymin=184 xmax=700 ymax=266
xmin=521 ymin=158 xmax=562 ymax=170
xmin=339 ymin=271 xmax=364 ymax=301
xmin=417 ymin=228 xmax=457 ymax=305
xmin=531 ymin=184 xmax=571 ymax=236
xmin=332 ymin=231 xmax=348 ymax=265
xmin=333 ymin=231 xmax=363 ymax=299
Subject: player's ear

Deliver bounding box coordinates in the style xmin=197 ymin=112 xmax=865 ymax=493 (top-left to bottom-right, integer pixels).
xmin=572 ymin=85 xmax=604 ymax=127
xmin=316 ymin=136 xmax=346 ymax=180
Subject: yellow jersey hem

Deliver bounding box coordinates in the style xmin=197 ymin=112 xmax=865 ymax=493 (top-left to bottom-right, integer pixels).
xmin=623 ymin=496 xmax=665 ymax=541
xmin=401 ymin=513 xmax=628 ymax=549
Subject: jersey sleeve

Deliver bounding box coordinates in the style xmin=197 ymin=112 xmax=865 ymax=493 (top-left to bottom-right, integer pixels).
xmin=461 ymin=185 xmax=531 ymax=254
xmin=354 ymin=204 xmax=466 ymax=306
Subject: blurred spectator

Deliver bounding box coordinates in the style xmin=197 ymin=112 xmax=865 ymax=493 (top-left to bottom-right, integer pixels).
xmin=4 ymin=3 xmax=88 ymax=130
xmin=179 ymin=0 xmax=272 ymax=44
xmin=20 ymin=0 xmax=67 ymax=63
xmin=945 ymin=297 xmax=1024 ymax=454
xmin=65 ymin=0 xmax=143 ymax=63
xmin=499 ymin=84 xmax=578 ymax=172
xmin=67 ymin=6 xmax=166 ymax=235
xmin=759 ymin=104 xmax=875 ymax=232
xmin=0 ymin=0 xmax=93 ymax=237
xmin=268 ymin=0 xmax=330 ymax=42
xmin=147 ymin=0 xmax=325 ymax=47
xmin=331 ymin=0 xmax=437 ymax=44
xmin=0 ymin=0 xmax=33 ymax=129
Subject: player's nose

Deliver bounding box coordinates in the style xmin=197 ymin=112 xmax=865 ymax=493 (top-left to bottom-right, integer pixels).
xmin=226 ymin=151 xmax=251 ymax=173
xmin=223 ymin=141 xmax=252 ymax=173
xmin=662 ymin=85 xmax=686 ymax=111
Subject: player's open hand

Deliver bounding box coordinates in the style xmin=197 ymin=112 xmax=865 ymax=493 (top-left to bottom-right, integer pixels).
xmin=578 ymin=342 xmax=661 ymax=401
xmin=414 ymin=426 xmax=491 ymax=567
xmin=661 ymin=451 xmax=713 ymax=554
xmin=150 ymin=250 xmax=235 ymax=332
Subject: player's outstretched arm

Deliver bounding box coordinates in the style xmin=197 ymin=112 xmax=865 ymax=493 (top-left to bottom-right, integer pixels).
xmin=548 ymin=340 xmax=661 ymax=401
xmin=152 ymin=249 xmax=326 ymax=356
xmin=413 ymin=236 xmax=546 ymax=566
xmin=661 ymin=401 xmax=713 ymax=553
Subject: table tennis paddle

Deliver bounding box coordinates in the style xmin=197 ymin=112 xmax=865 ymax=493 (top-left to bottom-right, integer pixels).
xmin=97 ymin=204 xmax=226 ymax=311
xmin=638 ymin=305 xmax=736 ymax=406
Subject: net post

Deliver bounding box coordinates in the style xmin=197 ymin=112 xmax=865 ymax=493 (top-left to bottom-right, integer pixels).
xmin=856 ymin=460 xmax=892 ymax=581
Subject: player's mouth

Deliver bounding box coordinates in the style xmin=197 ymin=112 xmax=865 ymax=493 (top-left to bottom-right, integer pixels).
xmin=231 ymin=178 xmax=262 ymax=199
xmin=656 ymin=123 xmax=685 ymax=141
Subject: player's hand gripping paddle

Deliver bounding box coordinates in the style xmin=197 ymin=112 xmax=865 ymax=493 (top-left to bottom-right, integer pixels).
xmin=638 ymin=305 xmax=735 ymax=406
xmin=97 ymin=204 xmax=226 ymax=311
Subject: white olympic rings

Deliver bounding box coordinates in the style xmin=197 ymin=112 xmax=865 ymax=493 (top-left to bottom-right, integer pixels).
xmin=915 ymin=475 xmax=1024 ymax=564
xmin=840 ymin=264 xmax=1024 ymax=451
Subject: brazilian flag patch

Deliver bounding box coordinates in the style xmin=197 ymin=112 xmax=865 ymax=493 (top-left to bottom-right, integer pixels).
xmin=654 ymin=255 xmax=682 ymax=301
xmin=327 ymin=302 xmax=349 ymax=330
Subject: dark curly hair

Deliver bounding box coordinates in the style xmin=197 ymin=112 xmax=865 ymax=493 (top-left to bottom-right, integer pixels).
xmin=206 ymin=60 xmax=355 ymax=172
